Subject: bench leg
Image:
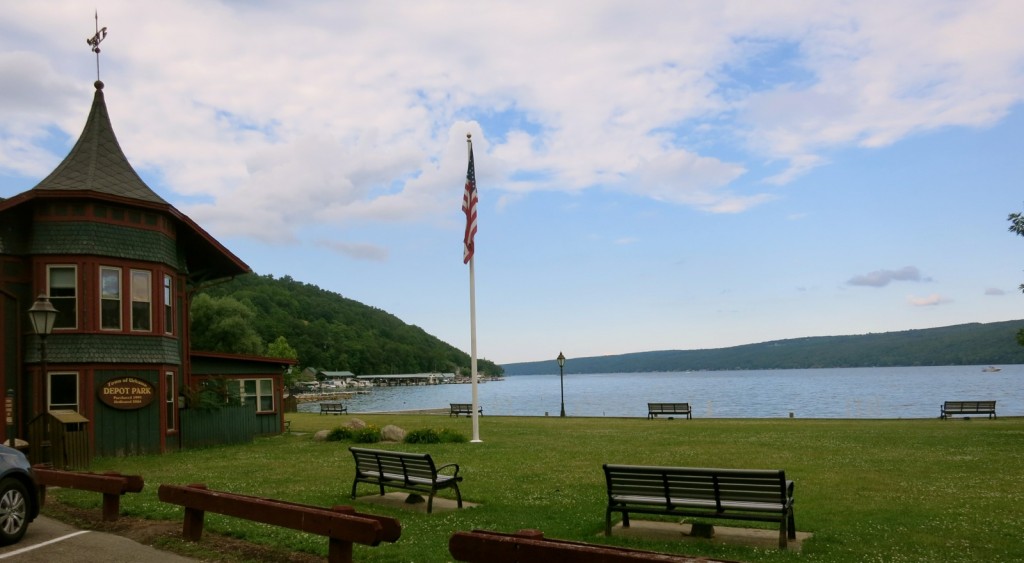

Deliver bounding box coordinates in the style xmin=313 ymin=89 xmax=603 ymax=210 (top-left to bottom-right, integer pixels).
xmin=605 ymin=508 xmax=612 ymax=535
xmin=182 ymin=506 xmax=205 ymax=542
xmin=101 ymin=492 xmax=120 ymax=522
xmin=427 ymin=493 xmax=434 ymax=514
xmin=327 ymin=538 xmax=354 ymax=563
xmin=453 ymin=483 xmax=463 ymax=509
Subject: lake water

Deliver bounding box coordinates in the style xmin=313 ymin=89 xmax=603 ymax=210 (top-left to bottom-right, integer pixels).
xmin=296 ymin=365 xmax=1024 ymax=419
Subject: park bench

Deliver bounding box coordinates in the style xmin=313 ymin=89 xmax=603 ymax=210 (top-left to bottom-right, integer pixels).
xmin=320 ymin=402 xmax=348 ymax=415
xmin=450 ymin=403 xmax=482 ymax=417
xmin=158 ymin=483 xmax=400 ymax=563
xmin=34 ymin=467 xmax=144 ymax=522
xmin=603 ymin=464 xmax=796 ymax=549
xmin=449 ymin=528 xmax=711 ymax=562
xmin=647 ymin=402 xmax=692 ymax=419
xmin=349 ymin=447 xmax=463 ymax=513
xmin=940 ymin=400 xmax=996 ymax=419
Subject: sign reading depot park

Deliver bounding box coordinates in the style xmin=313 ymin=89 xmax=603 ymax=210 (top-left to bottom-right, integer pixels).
xmin=98 ymin=377 xmax=156 ymax=410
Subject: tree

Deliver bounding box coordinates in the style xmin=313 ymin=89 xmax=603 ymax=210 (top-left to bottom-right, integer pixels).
xmin=1008 ymin=212 xmax=1024 ymax=346
xmin=189 ymin=293 xmax=264 ymax=354
xmin=267 ymin=336 xmax=300 ymax=387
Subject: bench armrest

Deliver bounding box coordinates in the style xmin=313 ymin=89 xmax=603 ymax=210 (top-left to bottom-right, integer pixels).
xmin=786 ymin=480 xmax=795 ymax=498
xmin=436 ymin=463 xmax=461 ymax=478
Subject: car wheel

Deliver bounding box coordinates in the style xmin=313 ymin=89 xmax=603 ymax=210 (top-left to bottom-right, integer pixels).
xmin=0 ymin=478 xmax=30 ymax=545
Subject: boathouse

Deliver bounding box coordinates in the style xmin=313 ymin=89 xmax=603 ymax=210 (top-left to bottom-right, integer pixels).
xmin=0 ymin=78 xmax=292 ymax=460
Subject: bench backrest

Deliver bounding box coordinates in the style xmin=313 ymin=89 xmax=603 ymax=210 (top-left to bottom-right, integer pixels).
xmin=350 ymin=447 xmax=438 ymax=481
xmin=647 ymin=403 xmax=689 ymax=410
xmin=944 ymin=400 xmax=995 ymax=410
xmin=604 ymin=464 xmax=788 ymax=505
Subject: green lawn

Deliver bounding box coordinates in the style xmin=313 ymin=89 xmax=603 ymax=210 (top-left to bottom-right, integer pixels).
xmin=51 ymin=414 xmax=1024 ymax=562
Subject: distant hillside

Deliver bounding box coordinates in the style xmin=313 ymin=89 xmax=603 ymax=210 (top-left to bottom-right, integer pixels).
xmin=198 ymin=273 xmax=503 ymax=376
xmin=502 ymin=320 xmax=1024 ymax=375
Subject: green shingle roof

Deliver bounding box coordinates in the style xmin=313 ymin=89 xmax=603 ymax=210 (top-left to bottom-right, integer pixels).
xmin=31 ymin=81 xmax=167 ymax=205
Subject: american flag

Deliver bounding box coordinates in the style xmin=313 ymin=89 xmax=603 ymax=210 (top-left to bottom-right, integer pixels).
xmin=462 ymin=139 xmax=478 ymax=264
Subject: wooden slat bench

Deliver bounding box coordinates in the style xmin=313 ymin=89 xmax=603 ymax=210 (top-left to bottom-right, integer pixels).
xmin=349 ymin=447 xmax=463 ymax=513
xmin=450 ymin=403 xmax=482 ymax=417
xmin=940 ymin=400 xmax=996 ymax=419
xmin=320 ymin=402 xmax=348 ymax=415
xmin=647 ymin=402 xmax=691 ymax=419
xmin=603 ymin=464 xmax=796 ymax=549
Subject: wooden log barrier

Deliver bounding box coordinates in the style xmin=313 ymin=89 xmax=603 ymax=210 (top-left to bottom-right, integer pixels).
xmin=449 ymin=529 xmax=739 ymax=563
xmin=158 ymin=484 xmax=401 ymax=563
xmin=33 ymin=467 xmax=144 ymax=522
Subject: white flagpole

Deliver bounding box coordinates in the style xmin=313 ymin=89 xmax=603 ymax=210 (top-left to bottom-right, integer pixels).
xmin=469 ymin=255 xmax=480 ymax=442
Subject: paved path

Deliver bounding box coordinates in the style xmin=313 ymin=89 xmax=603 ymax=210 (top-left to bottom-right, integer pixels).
xmin=0 ymin=516 xmax=197 ymax=562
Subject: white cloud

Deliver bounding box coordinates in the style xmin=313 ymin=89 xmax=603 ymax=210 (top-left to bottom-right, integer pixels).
xmin=908 ymin=294 xmax=948 ymax=307
xmin=3 ymin=0 xmax=1024 ymax=239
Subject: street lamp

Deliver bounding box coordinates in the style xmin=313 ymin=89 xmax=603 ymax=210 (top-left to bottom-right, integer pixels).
xmin=557 ymin=351 xmax=566 ymax=417
xmin=28 ymin=294 xmax=58 ymax=415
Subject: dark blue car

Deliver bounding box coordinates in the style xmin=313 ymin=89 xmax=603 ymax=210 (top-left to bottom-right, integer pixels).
xmin=0 ymin=444 xmax=39 ymax=544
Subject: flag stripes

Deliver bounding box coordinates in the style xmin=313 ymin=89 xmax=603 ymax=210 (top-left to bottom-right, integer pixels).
xmin=463 ymin=138 xmax=478 ymax=264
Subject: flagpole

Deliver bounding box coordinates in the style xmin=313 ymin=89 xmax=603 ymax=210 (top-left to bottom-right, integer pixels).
xmin=464 ymin=133 xmax=481 ymax=443
xmin=469 ymin=255 xmax=480 ymax=442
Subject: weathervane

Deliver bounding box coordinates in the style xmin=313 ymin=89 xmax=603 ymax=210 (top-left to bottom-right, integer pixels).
xmin=86 ymin=11 xmax=107 ymax=81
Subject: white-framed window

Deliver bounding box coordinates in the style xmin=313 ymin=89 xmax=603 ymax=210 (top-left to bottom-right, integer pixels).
xmin=163 ymin=274 xmax=173 ymax=335
xmin=47 ymin=265 xmax=77 ymax=329
xmin=100 ymin=266 xmax=122 ymax=330
xmin=237 ymin=379 xmax=275 ymax=413
xmin=48 ymin=372 xmax=79 ymax=412
xmin=165 ymin=371 xmax=176 ymax=431
xmin=131 ymin=269 xmax=152 ymax=331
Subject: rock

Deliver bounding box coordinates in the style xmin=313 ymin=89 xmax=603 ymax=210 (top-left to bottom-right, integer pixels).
xmin=381 ymin=424 xmax=406 ymax=442
xmin=313 ymin=429 xmax=330 ymax=441
xmin=345 ymin=418 xmax=367 ymax=430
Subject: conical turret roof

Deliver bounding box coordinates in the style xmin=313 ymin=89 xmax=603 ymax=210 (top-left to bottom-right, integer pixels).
xmin=31 ymin=80 xmax=167 ymax=205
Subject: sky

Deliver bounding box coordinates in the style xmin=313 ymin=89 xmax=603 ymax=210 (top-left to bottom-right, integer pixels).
xmin=2 ymin=1 xmax=1024 ymax=366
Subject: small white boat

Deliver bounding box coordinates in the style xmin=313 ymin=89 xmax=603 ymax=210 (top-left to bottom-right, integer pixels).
xmin=982 ymin=366 xmax=1002 ymax=372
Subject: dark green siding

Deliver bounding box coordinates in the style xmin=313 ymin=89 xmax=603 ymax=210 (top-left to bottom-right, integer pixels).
xmin=181 ymin=403 xmax=256 ymax=449
xmin=93 ymin=369 xmax=162 ymax=456
xmin=29 ymin=222 xmax=181 ymax=268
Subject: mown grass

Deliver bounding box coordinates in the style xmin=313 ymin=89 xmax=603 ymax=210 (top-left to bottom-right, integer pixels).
xmin=51 ymin=414 xmax=1024 ymax=562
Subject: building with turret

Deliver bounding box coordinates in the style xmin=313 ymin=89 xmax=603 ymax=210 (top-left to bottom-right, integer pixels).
xmin=0 ymin=79 xmax=291 ymax=461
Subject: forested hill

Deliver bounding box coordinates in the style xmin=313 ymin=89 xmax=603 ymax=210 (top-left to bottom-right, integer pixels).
xmin=196 ymin=274 xmax=502 ymax=376
xmin=502 ymin=320 xmax=1024 ymax=375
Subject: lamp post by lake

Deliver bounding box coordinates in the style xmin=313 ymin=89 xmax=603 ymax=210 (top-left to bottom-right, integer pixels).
xmin=557 ymin=351 xmax=566 ymax=417
xmin=28 ymin=294 xmax=58 ymax=416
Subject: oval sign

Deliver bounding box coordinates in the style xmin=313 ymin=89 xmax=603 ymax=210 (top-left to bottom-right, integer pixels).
xmin=98 ymin=377 xmax=156 ymax=410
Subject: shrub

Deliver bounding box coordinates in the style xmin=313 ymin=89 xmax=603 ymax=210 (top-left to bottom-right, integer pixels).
xmin=404 ymin=428 xmax=440 ymax=444
xmin=351 ymin=425 xmax=382 ymax=443
xmin=326 ymin=427 xmax=353 ymax=442
xmin=404 ymin=428 xmax=468 ymax=444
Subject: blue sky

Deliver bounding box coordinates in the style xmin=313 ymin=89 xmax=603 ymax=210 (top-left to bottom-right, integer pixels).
xmin=2 ymin=1 xmax=1024 ymax=365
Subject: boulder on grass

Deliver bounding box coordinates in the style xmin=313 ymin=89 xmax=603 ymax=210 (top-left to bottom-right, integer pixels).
xmin=345 ymin=418 xmax=367 ymax=430
xmin=313 ymin=429 xmax=331 ymax=442
xmin=381 ymin=424 xmax=406 ymax=442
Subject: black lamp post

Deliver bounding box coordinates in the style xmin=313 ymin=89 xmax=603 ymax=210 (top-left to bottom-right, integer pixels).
xmin=28 ymin=294 xmax=58 ymax=415
xmin=557 ymin=351 xmax=566 ymax=417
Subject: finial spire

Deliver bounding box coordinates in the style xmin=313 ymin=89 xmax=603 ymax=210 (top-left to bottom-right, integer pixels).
xmin=86 ymin=10 xmax=107 ymax=82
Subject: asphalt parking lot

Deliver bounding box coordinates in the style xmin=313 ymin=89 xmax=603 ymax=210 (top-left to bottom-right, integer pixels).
xmin=0 ymin=516 xmax=196 ymax=563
